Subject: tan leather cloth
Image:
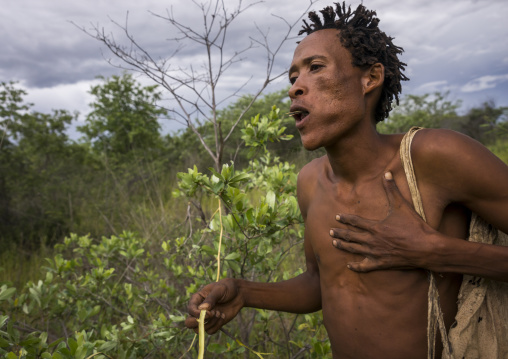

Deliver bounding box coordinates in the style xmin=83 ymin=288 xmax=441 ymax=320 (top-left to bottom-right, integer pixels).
xmin=400 ymin=127 xmax=508 ymax=359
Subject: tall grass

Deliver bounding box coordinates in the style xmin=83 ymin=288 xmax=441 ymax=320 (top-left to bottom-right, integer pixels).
xmin=0 ymin=243 xmax=51 ymax=289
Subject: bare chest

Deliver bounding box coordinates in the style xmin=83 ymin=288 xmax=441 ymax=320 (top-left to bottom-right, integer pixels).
xmin=304 ymin=171 xmax=469 ymax=271
xmin=305 ymin=178 xmax=394 ymax=269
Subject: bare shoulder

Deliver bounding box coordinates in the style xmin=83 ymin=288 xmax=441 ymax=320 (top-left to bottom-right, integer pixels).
xmin=410 ymin=128 xmax=508 ymax=211
xmin=411 ymin=128 xmax=495 ymax=159
xmin=297 ymin=155 xmax=328 ymax=219
xmin=298 ymin=155 xmax=327 ymax=183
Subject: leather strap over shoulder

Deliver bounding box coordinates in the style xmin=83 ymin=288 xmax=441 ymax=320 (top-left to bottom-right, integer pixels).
xmin=399 ymin=127 xmax=453 ymax=359
xmin=399 ymin=126 xmax=426 ymax=221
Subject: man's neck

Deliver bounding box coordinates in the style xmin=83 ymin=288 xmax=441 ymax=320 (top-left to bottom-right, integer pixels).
xmin=324 ymin=124 xmax=397 ymax=185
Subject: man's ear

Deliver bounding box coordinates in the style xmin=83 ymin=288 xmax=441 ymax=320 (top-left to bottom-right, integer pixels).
xmin=362 ymin=63 xmax=384 ymax=95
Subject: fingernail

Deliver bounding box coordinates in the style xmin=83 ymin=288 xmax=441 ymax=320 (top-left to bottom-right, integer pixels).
xmin=198 ymin=304 xmax=209 ymax=310
xmin=347 ymin=264 xmax=351 ymax=269
xmin=336 ymin=214 xmax=340 ymax=221
xmin=332 ymin=239 xmax=337 ymax=247
xmin=329 ymin=229 xmax=334 ymax=236
xmin=384 ymin=171 xmax=393 ymax=180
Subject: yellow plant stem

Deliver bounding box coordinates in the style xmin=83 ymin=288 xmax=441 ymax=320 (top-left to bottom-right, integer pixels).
xmin=194 ymin=198 xmax=269 ymax=358
xmin=194 ymin=199 xmax=223 ymax=359
xmin=220 ymin=328 xmax=270 ymax=358
xmin=177 ymin=334 xmax=197 ymax=359
xmin=198 ymin=309 xmax=207 ymax=359
xmin=235 ymin=339 xmax=270 ymax=359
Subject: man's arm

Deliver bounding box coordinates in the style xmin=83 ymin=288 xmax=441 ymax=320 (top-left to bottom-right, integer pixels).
xmin=185 ymin=241 xmax=321 ymax=334
xmin=329 ymin=129 xmax=508 ymax=282
xmin=185 ymin=271 xmax=321 ymax=334
xmin=185 ymin=167 xmax=321 ymax=334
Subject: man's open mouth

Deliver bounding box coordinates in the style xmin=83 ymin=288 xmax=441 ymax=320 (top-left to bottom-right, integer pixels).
xmin=287 ymin=110 xmax=309 ymax=121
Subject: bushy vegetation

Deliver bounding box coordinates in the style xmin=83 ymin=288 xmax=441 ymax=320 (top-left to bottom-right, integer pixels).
xmin=0 ymin=75 xmax=507 ymax=358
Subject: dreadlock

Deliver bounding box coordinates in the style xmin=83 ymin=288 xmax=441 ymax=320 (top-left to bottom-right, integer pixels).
xmin=299 ymin=2 xmax=409 ymax=122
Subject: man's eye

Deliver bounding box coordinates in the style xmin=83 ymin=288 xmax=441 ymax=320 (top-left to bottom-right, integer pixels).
xmin=289 ymin=76 xmax=297 ymax=85
xmin=310 ymin=64 xmax=322 ymax=71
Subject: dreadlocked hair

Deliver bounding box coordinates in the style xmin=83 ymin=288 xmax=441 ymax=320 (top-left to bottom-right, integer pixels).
xmin=299 ymin=2 xmax=409 ymax=122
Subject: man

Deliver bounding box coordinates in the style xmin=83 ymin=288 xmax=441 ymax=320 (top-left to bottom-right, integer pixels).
xmin=185 ymin=3 xmax=508 ymax=358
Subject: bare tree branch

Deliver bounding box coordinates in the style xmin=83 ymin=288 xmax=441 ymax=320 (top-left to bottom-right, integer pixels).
xmin=73 ymin=0 xmax=317 ymax=170
xmin=223 ymin=0 xmax=318 ymax=144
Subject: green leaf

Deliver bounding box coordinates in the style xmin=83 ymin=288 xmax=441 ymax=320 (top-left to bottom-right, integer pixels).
xmin=298 ymin=323 xmax=310 ymax=330
xmin=201 ymin=245 xmax=216 ymax=256
xmin=0 ymin=336 xmax=10 ymax=348
xmin=230 ymin=172 xmax=250 ymax=184
xmin=224 ymin=252 xmax=241 ymax=261
xmin=169 ymin=315 xmax=185 ymax=323
xmin=29 ymin=287 xmax=41 ymax=307
xmin=266 ymin=191 xmax=276 ymax=209
xmin=0 ymin=316 xmax=8 ymax=329
xmin=208 ymin=168 xmax=224 ymax=181
xmin=68 ymin=338 xmax=77 ymax=355
xmin=228 ymin=260 xmax=241 ymax=274
xmin=39 ymin=331 xmax=48 ymax=345
xmin=20 ymin=336 xmax=40 ymax=346
xmin=74 ymin=345 xmax=88 ymax=359
xmin=0 ymin=287 xmax=16 ymax=302
xmin=208 ymin=343 xmax=228 ymax=354
xmin=48 ymin=337 xmax=64 ymax=349
xmin=246 ymin=208 xmax=255 ymax=223
xmin=98 ymin=340 xmax=117 ymax=352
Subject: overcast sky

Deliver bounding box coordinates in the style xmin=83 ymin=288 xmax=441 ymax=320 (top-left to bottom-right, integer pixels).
xmin=2 ymin=0 xmax=507 ymax=135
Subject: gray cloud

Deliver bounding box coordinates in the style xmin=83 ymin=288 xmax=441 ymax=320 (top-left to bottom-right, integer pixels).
xmin=461 ymin=74 xmax=508 ymax=93
xmin=1 ymin=0 xmax=507 ymax=127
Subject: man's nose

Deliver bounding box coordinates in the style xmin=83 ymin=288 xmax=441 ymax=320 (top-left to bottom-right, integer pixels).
xmin=288 ymin=79 xmax=305 ymax=99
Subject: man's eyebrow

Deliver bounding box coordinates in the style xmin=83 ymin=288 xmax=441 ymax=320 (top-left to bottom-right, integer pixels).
xmin=288 ymin=55 xmax=328 ymax=77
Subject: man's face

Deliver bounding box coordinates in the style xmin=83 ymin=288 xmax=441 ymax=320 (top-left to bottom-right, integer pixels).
xmin=288 ymin=29 xmax=369 ymax=151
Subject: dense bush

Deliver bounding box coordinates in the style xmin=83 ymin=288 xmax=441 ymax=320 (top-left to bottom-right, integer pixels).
xmin=0 ymin=107 xmax=330 ymax=358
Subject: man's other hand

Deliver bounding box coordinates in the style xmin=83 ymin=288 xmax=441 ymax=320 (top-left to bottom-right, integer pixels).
xmin=185 ymin=278 xmax=244 ymax=334
xmin=330 ymin=171 xmax=438 ymax=272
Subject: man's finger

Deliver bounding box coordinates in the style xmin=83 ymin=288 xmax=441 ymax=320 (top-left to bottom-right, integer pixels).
xmin=204 ymin=315 xmax=222 ymax=332
xmin=336 ymin=213 xmax=376 ymax=229
xmin=329 ymin=228 xmax=370 ymax=244
xmin=383 ymin=171 xmax=406 ymax=208
xmin=332 ymin=238 xmax=370 ymax=255
xmin=198 ymin=285 xmax=226 ymax=311
xmin=206 ymin=316 xmax=225 ymax=335
xmin=187 ymin=292 xmax=209 ymax=318
xmin=184 ymin=316 xmax=198 ymax=330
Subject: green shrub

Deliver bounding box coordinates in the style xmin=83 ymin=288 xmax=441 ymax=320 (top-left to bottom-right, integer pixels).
xmin=0 ymin=107 xmax=330 ymax=358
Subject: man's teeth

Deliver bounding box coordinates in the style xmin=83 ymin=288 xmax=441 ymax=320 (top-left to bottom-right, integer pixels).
xmin=287 ymin=111 xmax=309 ymax=117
